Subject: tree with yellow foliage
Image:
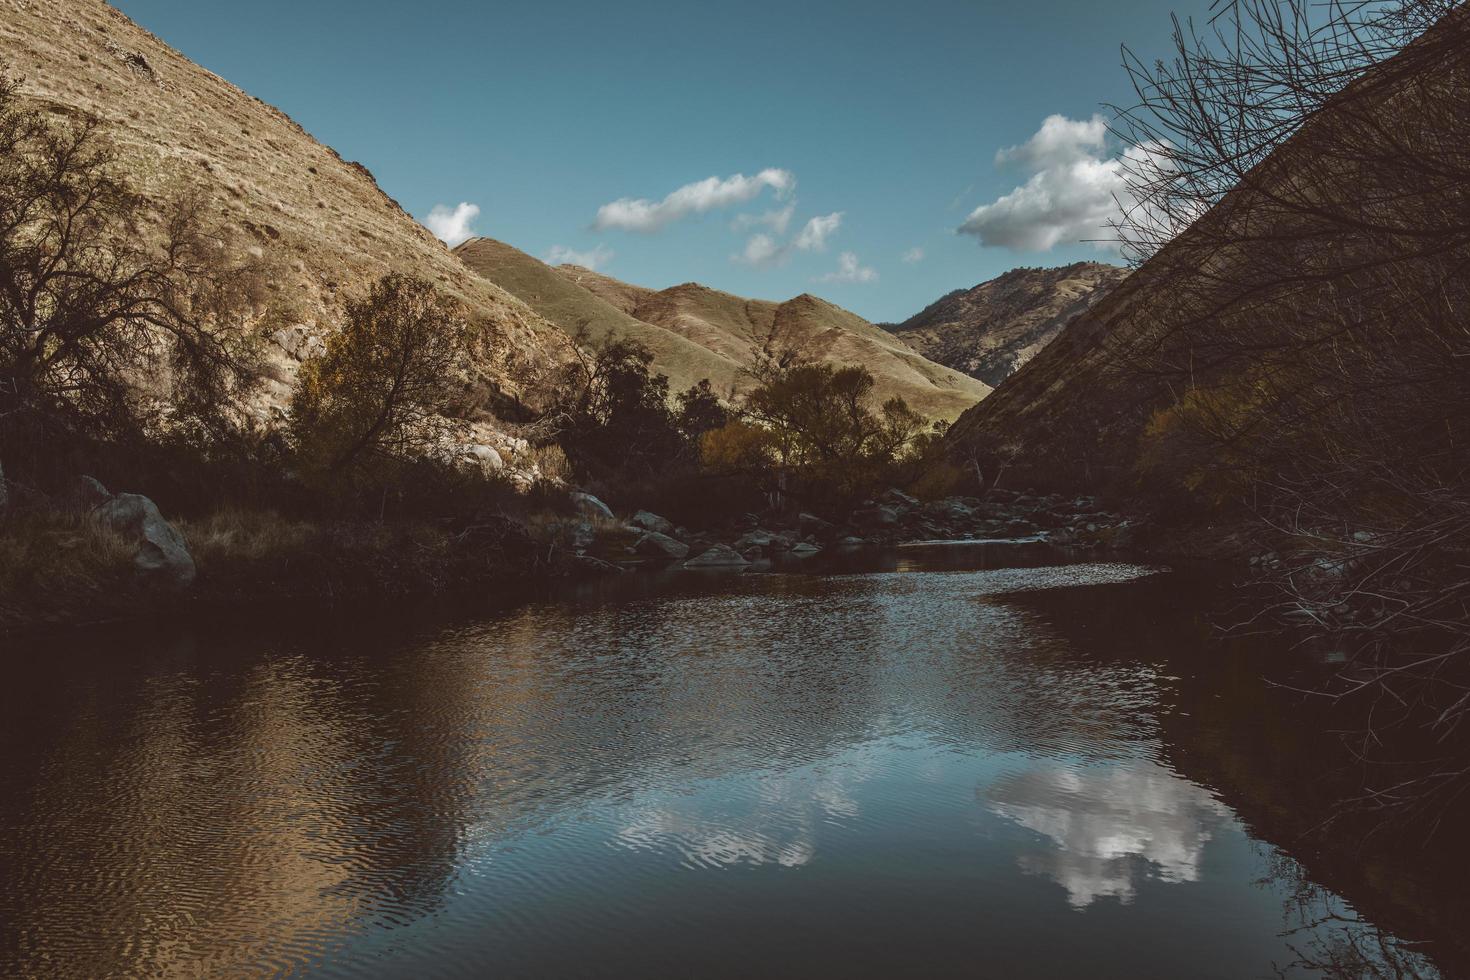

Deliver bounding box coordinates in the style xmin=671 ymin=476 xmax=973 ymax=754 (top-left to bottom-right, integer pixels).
xmin=291 ymin=275 xmax=466 ymax=474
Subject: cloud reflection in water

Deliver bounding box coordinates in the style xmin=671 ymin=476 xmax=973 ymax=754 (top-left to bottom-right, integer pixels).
xmin=986 ymin=759 xmax=1229 ymax=907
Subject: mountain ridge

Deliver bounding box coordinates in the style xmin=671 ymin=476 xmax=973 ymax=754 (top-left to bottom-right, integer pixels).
xmin=455 ymin=238 xmax=991 ymax=420
xmin=886 ymin=262 xmax=1127 ymax=387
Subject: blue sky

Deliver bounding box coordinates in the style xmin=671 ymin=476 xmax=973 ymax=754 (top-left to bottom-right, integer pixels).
xmin=113 ymin=0 xmax=1206 ymax=322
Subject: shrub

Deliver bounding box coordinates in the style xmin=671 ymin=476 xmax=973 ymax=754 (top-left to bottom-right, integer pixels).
xmin=291 ymin=274 xmax=467 ymax=475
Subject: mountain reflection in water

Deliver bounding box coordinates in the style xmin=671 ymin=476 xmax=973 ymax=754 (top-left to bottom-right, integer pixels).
xmin=0 ymin=551 xmax=1450 ymax=978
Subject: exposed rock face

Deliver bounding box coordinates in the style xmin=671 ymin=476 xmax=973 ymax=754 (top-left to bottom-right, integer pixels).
xmin=2 ymin=0 xmax=574 ymax=425
xmin=886 ymin=263 xmax=1127 ymax=387
xmin=92 ymin=492 xmax=197 ymax=588
xmin=453 ymin=239 xmax=992 ymax=421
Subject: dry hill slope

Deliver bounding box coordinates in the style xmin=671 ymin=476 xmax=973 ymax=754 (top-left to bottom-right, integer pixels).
xmin=453 ymin=238 xmax=749 ymax=398
xmin=1 ymin=0 xmax=572 ymax=415
xmin=457 ymin=239 xmax=990 ymax=420
xmin=945 ymin=4 xmax=1470 ymax=500
xmin=887 ymin=263 xmax=1127 ymax=387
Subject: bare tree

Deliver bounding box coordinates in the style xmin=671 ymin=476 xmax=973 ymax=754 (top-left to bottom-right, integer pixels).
xmin=1105 ymin=1 xmax=1470 ymax=827
xmin=290 ymin=274 xmax=467 ymax=473
xmin=0 ymin=71 xmax=263 ymax=457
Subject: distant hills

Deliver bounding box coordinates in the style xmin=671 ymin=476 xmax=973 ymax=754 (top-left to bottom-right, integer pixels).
xmin=885 ymin=263 xmax=1127 ymax=387
xmin=455 ymin=239 xmax=991 ymax=420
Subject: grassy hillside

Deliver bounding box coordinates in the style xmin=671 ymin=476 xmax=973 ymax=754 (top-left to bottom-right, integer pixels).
xmin=458 ymin=239 xmax=990 ymax=420
xmin=454 ymin=239 xmax=749 ymax=397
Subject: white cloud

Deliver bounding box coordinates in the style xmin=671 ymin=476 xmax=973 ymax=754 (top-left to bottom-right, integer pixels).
xmin=545 ymin=243 xmax=614 ymax=271
xmin=817 ymin=251 xmax=877 ymax=284
xmin=995 ymin=113 xmax=1108 ymax=169
xmin=424 ymin=201 xmax=480 ymax=246
xmin=902 ymin=246 xmax=925 ymax=264
xmin=735 ymin=233 xmax=784 ymax=267
xmin=959 ymin=114 xmax=1166 ymax=253
xmin=732 ymin=202 xmax=796 ymax=236
xmin=793 ymin=211 xmax=843 ymax=252
xmin=733 ymin=209 xmax=844 ymax=267
xmin=594 ymin=169 xmax=796 ymax=233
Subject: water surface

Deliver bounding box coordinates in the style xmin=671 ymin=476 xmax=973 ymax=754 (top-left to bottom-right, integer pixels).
xmin=0 ymin=545 xmax=1451 ymax=978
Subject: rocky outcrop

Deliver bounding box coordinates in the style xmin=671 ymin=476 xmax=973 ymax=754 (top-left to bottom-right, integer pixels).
xmin=90 ymin=488 xmax=197 ymax=588
xmin=886 ymin=263 xmax=1126 ymax=387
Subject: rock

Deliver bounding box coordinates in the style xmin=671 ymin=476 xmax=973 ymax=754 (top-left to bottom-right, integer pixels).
xmin=562 ymin=520 xmax=596 ymax=554
xmin=799 ymin=512 xmax=834 ymax=538
xmin=635 ymin=531 xmax=690 ymax=560
xmin=466 ymin=444 xmax=504 ymax=472
xmin=880 ymin=488 xmax=920 ymax=509
xmin=924 ymin=498 xmax=973 ymax=522
xmin=74 ymin=475 xmax=113 ymax=510
xmin=789 ymin=542 xmax=821 ymax=557
xmin=837 ymin=535 xmax=866 ymax=547
xmin=630 ymin=510 xmax=675 ymax=535
xmin=574 ymin=555 xmax=627 ymax=576
xmin=854 ymin=504 xmax=901 ymax=528
xmin=684 ymin=544 xmax=751 ymax=568
xmin=570 ymin=491 xmax=614 ymax=520
xmin=92 ymin=493 xmax=196 ymax=588
xmin=271 ymin=324 xmax=326 ymax=361
xmin=1352 ymin=530 xmax=1375 ymax=544
xmin=734 ymin=529 xmax=782 ymax=552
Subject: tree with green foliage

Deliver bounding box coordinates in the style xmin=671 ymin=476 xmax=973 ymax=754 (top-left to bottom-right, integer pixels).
xmin=703 ymin=361 xmax=925 ymax=508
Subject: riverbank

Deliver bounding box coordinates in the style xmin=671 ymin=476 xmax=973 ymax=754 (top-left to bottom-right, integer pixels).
xmin=0 ymin=483 xmax=1161 ymax=638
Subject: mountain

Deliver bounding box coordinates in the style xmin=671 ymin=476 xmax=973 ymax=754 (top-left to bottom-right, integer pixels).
xmin=455 ymin=239 xmax=991 ymax=420
xmin=2 ymin=0 xmax=572 ymax=416
xmin=885 ymin=263 xmax=1127 ymax=387
xmin=944 ymin=5 xmax=1470 ymax=505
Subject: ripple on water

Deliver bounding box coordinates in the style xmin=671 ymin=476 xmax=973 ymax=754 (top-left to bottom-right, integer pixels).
xmin=0 ymin=556 xmax=1441 ymax=979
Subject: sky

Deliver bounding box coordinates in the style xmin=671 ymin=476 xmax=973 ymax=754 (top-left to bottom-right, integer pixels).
xmin=112 ymin=0 xmax=1209 ymax=323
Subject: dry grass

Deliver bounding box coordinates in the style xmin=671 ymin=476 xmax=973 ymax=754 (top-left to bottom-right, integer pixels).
xmin=0 ymin=512 xmax=141 ymax=630
xmin=527 ymin=443 xmax=572 ymax=483
xmin=179 ymin=508 xmax=317 ymax=568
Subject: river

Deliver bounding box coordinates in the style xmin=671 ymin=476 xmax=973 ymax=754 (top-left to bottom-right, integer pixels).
xmin=0 ymin=543 xmax=1460 ymax=978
